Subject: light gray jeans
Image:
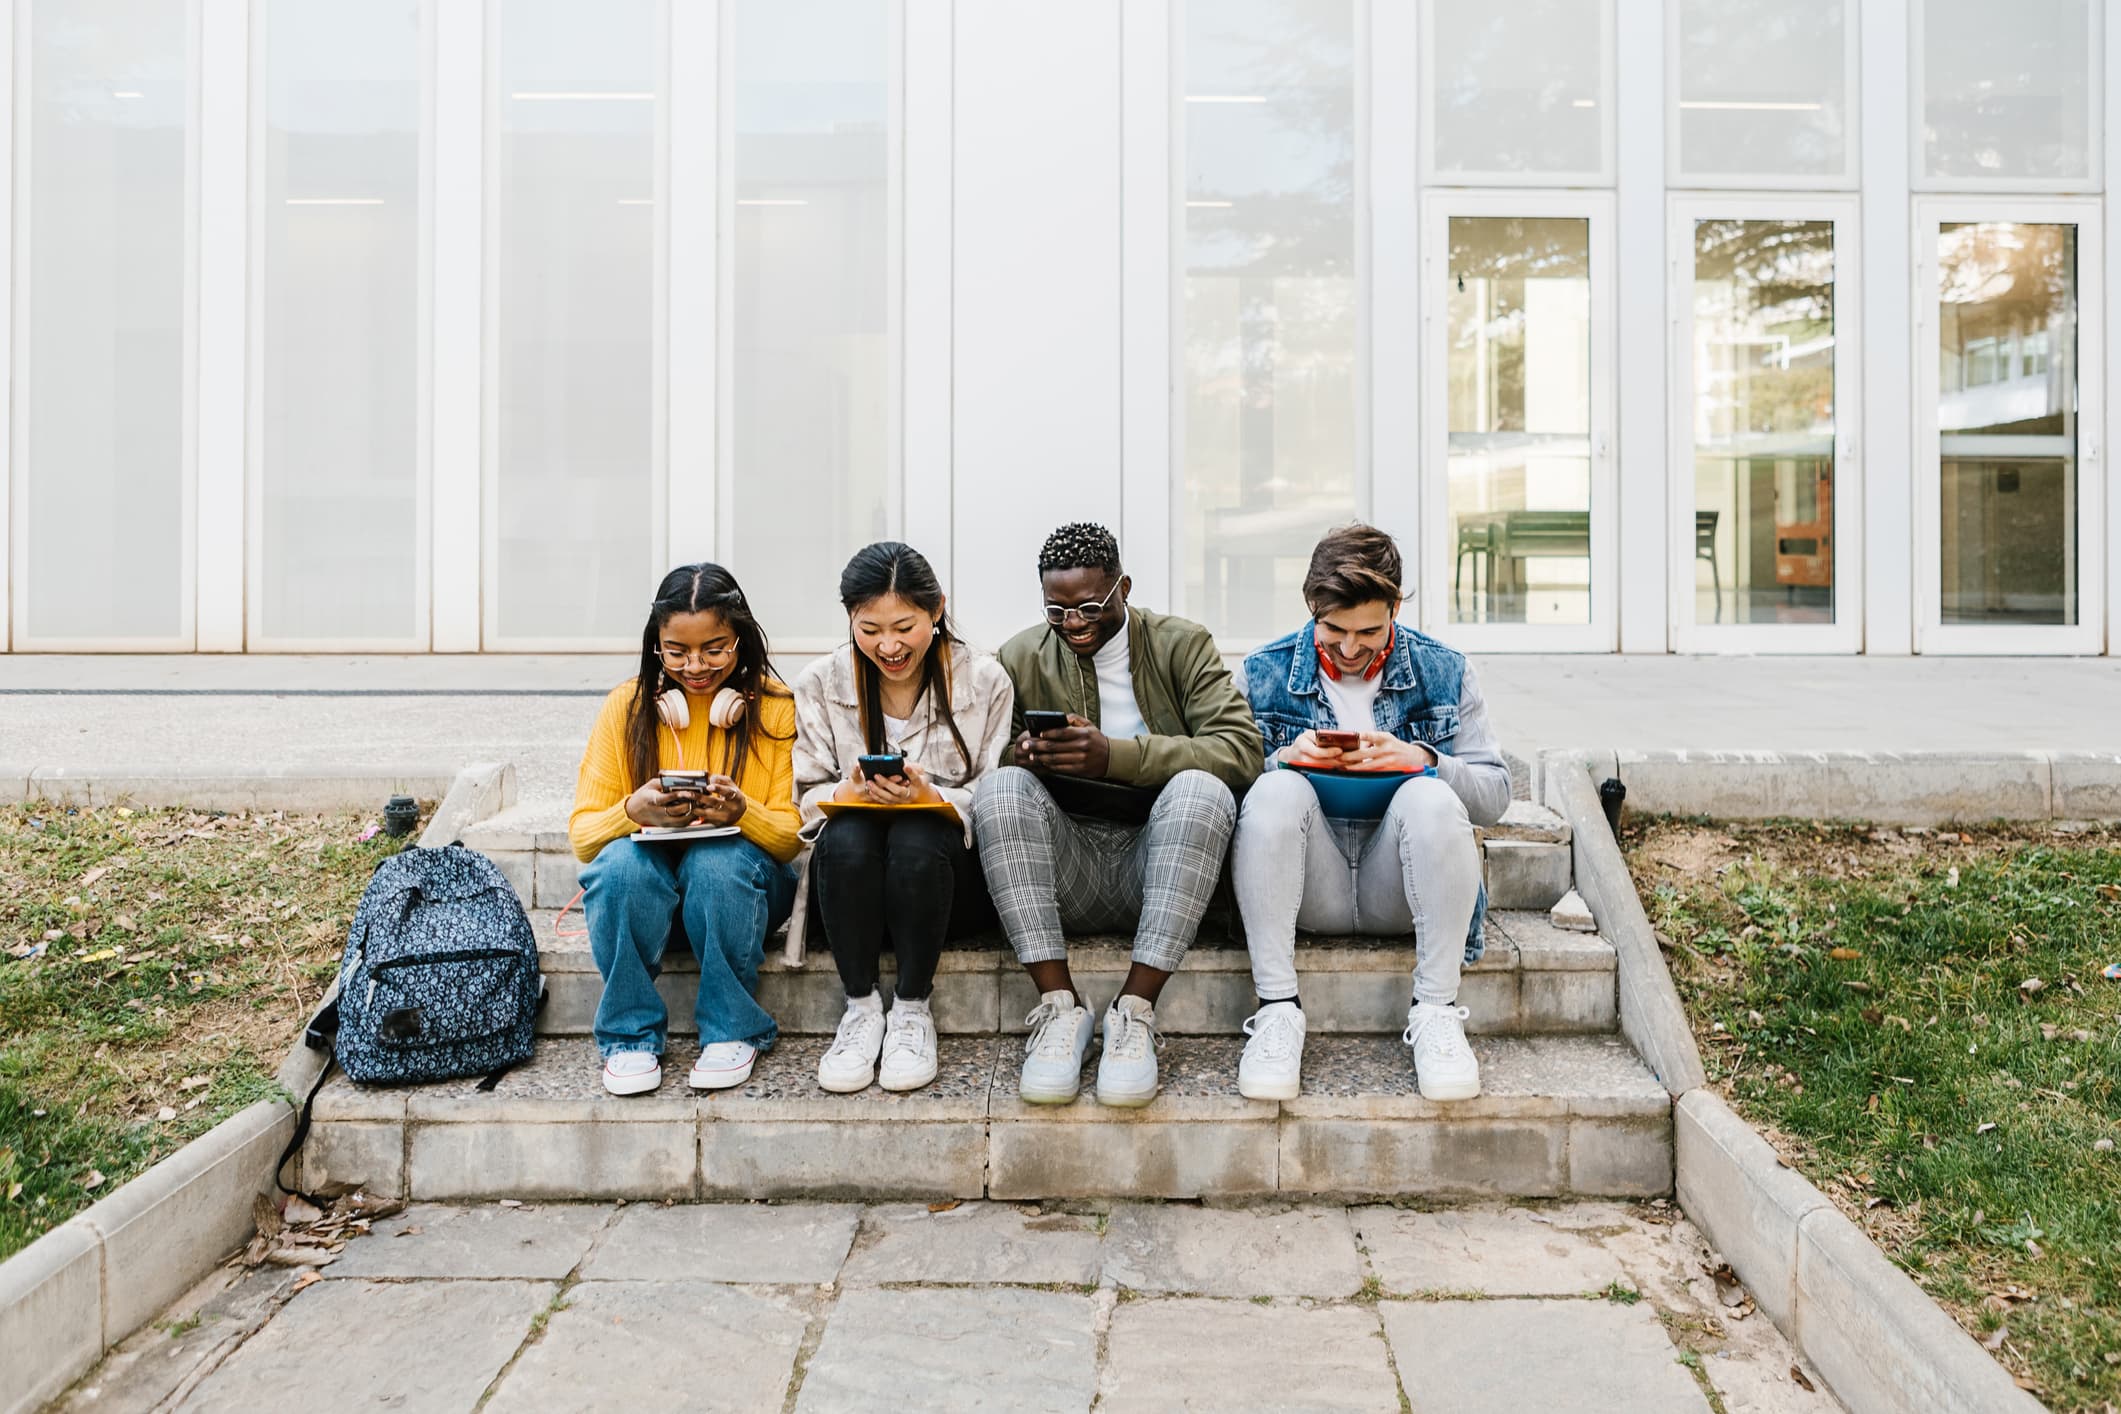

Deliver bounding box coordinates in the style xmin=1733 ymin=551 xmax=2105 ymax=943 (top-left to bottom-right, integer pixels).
xmin=1231 ymin=768 xmax=1481 ymax=1008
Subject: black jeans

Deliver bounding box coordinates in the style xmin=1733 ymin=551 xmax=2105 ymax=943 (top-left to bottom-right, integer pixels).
xmin=810 ymin=812 xmax=997 ymax=1001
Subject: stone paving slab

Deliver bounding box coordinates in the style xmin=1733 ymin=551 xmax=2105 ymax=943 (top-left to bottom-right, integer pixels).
xmin=581 ymin=1201 xmax=861 ymax=1283
xmin=840 ymin=1202 xmax=1103 ymax=1287
xmin=793 ymin=1286 xmax=1100 ymax=1414
xmin=484 ymin=1281 xmax=812 ymax=1414
xmin=1355 ymin=1204 xmax=1629 ymax=1297
xmin=325 ymin=1201 xmax=612 ymax=1280
xmin=54 ymin=1266 xmax=301 ymax=1414
xmin=1104 ymin=1204 xmax=1365 ymax=1298
xmin=1100 ymin=1299 xmax=1404 ymax=1412
xmin=176 ymin=1279 xmax=554 ymax=1414
xmin=1382 ymin=1297 xmax=1712 ymax=1413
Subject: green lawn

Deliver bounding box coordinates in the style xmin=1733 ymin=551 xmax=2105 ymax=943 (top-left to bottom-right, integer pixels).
xmin=1627 ymin=818 xmax=2121 ymax=1412
xmin=0 ymin=804 xmax=408 ymax=1261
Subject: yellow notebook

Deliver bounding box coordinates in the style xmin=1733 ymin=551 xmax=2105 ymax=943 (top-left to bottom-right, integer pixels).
xmin=815 ymin=799 xmax=962 ymax=825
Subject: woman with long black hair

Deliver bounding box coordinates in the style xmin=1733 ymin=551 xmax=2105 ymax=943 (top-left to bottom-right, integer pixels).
xmin=568 ymin=564 xmax=802 ymax=1096
xmin=791 ymin=542 xmax=1013 ymax=1092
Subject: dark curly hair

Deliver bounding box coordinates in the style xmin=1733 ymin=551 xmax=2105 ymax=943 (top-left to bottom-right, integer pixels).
xmin=1037 ymin=522 xmax=1122 ymax=576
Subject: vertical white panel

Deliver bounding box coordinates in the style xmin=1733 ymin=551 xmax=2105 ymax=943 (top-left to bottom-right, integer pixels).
xmin=1118 ymin=0 xmax=1169 ymax=611
xmin=430 ymin=0 xmax=482 ymax=650
xmin=1862 ymin=0 xmax=1913 ymax=652
xmin=1369 ymin=0 xmax=1420 ymax=595
xmin=2110 ymin=8 xmax=2121 ymax=653
xmin=1614 ymin=0 xmax=1663 ymax=651
xmin=902 ymin=0 xmax=953 ymax=583
xmin=666 ymin=0 xmax=715 ymax=568
xmin=952 ymin=0 xmax=1120 ymax=649
xmin=196 ymin=0 xmax=248 ymax=650
xmin=0 ymin=9 xmax=13 ymax=651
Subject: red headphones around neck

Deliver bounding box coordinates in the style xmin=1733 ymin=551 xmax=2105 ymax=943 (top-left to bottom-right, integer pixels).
xmin=1316 ymin=624 xmax=1393 ymax=682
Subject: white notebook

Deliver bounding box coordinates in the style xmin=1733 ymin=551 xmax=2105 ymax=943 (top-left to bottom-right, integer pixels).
xmin=634 ymin=824 xmax=742 ymax=842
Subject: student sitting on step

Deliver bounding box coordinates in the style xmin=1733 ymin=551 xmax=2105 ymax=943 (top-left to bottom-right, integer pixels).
xmin=974 ymin=522 xmax=1261 ymax=1109
xmin=1230 ymin=524 xmax=1510 ymax=1103
xmin=568 ymin=564 xmax=802 ymax=1098
xmin=791 ymin=542 xmax=1014 ymax=1094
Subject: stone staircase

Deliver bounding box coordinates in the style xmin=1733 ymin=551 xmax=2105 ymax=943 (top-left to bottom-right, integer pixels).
xmin=297 ymin=802 xmax=1674 ymax=1204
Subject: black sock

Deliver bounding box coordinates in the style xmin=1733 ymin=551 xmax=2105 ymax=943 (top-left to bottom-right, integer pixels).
xmin=1261 ymin=995 xmax=1300 ymax=1012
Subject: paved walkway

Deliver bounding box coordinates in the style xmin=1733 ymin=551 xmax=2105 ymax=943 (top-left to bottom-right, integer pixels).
xmin=59 ymin=1199 xmax=1836 ymax=1414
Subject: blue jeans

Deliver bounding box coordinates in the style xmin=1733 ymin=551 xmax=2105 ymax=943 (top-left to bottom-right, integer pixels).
xmin=580 ymin=835 xmax=795 ymax=1058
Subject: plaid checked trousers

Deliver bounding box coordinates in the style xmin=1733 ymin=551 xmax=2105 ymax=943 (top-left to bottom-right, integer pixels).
xmin=971 ymin=765 xmax=1236 ymax=971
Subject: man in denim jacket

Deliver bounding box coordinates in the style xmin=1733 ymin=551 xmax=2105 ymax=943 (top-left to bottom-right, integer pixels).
xmin=1231 ymin=524 xmax=1511 ymax=1102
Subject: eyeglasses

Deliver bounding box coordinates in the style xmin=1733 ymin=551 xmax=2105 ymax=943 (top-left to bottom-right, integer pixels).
xmin=660 ymin=643 xmax=738 ymax=669
xmin=1042 ymin=579 xmax=1123 ymax=626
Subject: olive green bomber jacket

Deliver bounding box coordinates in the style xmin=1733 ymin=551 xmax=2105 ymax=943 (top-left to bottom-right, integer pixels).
xmin=996 ymin=605 xmax=1262 ymax=796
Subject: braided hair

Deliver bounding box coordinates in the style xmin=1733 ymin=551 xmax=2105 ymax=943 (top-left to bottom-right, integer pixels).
xmin=625 ymin=563 xmax=790 ymax=792
xmin=1037 ymin=522 xmax=1122 ymax=576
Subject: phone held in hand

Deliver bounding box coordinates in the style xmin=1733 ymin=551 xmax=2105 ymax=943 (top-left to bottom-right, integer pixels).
xmin=660 ymin=770 xmax=709 ymax=796
xmin=1023 ymin=709 xmax=1071 ymax=737
xmin=858 ymin=753 xmax=908 ymax=781
xmin=1314 ymin=730 xmax=1361 ymax=750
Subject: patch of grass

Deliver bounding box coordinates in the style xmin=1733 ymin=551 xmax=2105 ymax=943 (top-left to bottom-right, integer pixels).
xmin=1629 ymin=818 xmax=2121 ymax=1413
xmin=0 ymin=803 xmax=409 ymax=1261
xmin=1354 ymin=1273 xmax=1387 ymax=1304
xmin=1598 ymin=1280 xmax=1641 ymax=1305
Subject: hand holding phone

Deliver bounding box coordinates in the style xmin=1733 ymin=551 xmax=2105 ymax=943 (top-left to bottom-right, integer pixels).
xmin=1314 ymin=730 xmax=1361 ymax=751
xmin=857 ymin=752 xmax=908 ymax=781
xmin=1023 ymin=710 xmax=1071 ymax=738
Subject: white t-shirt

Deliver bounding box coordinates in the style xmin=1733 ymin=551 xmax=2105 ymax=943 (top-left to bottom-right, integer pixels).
xmin=882 ymin=713 xmax=913 ymax=748
xmin=1093 ymin=616 xmax=1147 ymax=741
xmin=1318 ymin=663 xmax=1383 ymax=735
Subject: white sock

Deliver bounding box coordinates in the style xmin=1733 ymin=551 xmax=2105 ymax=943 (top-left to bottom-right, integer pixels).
xmin=847 ymin=990 xmax=884 ymax=1014
xmin=892 ymin=995 xmax=931 ymax=1015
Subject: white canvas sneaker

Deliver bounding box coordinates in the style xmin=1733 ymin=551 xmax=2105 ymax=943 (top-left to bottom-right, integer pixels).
xmin=878 ymin=999 xmax=940 ymax=1092
xmin=817 ymin=994 xmax=888 ymax=1093
xmin=1095 ymin=995 xmax=1160 ymax=1108
xmin=1403 ymin=1001 xmax=1481 ymax=1101
xmin=1237 ymin=1001 xmax=1307 ymax=1101
xmin=1018 ymin=990 xmax=1093 ymax=1104
xmin=601 ymin=1050 xmax=662 ymax=1097
xmin=689 ymin=1040 xmax=758 ymax=1091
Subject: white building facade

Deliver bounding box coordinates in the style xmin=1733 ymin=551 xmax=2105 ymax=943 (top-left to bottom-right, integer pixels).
xmin=2 ymin=0 xmax=2115 ymax=656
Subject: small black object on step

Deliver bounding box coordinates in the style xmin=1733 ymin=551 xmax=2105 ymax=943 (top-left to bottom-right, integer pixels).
xmin=1598 ymin=777 xmax=1626 ymax=837
xmin=382 ymin=795 xmax=421 ymax=837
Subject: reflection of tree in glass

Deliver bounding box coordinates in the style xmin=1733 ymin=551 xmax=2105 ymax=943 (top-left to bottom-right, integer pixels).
xmin=1938 ymin=222 xmax=2074 ymax=433
xmin=1693 ymin=219 xmax=1834 ymax=435
xmin=1446 ymin=219 xmax=1587 ymax=433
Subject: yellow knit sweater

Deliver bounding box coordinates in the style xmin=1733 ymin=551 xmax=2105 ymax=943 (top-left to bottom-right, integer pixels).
xmin=568 ymin=681 xmax=803 ymax=865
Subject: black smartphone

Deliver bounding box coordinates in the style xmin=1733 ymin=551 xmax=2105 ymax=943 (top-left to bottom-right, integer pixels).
xmin=659 ymin=770 xmax=709 ymax=796
xmin=858 ymin=753 xmax=908 ymax=781
xmin=1023 ymin=710 xmax=1071 ymax=737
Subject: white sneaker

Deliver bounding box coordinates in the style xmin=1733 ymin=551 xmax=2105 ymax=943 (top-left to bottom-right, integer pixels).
xmin=817 ymin=994 xmax=888 ymax=1093
xmin=878 ymin=999 xmax=939 ymax=1092
xmin=1095 ymin=995 xmax=1160 ymax=1108
xmin=689 ymin=1041 xmax=758 ymax=1091
xmin=1403 ymin=1001 xmax=1481 ymax=1101
xmin=602 ymin=1050 xmax=662 ymax=1097
xmin=1237 ymin=1002 xmax=1306 ymax=1101
xmin=1019 ymin=990 xmax=1093 ymax=1104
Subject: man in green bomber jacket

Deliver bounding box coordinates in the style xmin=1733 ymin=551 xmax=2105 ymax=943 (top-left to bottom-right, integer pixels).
xmin=973 ymin=522 xmax=1261 ymax=1111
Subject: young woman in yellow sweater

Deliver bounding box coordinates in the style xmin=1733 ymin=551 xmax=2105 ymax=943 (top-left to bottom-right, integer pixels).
xmin=569 ymin=564 xmax=802 ymax=1097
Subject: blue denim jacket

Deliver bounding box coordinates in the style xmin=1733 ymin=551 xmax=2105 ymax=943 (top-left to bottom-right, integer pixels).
xmin=1241 ymin=622 xmax=1503 ymax=964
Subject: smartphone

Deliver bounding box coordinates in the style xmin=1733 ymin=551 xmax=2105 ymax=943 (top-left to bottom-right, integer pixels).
xmin=858 ymin=753 xmax=908 ymax=781
xmin=1315 ymin=730 xmax=1361 ymax=750
xmin=659 ymin=770 xmax=709 ymax=796
xmin=1023 ymin=710 xmax=1072 ymax=737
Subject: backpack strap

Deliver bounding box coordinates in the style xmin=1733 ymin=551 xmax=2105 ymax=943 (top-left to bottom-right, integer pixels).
xmin=275 ymin=998 xmax=341 ymax=1202
xmin=473 ymin=982 xmax=549 ymax=1091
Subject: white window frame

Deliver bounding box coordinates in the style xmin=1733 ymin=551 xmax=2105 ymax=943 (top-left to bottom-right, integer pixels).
xmin=1912 ymin=195 xmax=2104 ymax=654
xmin=1664 ymin=0 xmax=1860 ymax=192
xmin=1667 ymin=195 xmax=1863 ymax=653
xmin=1419 ymin=189 xmax=1617 ymax=653
xmin=10 ymin=0 xmax=202 ymax=652
xmin=1909 ymin=0 xmax=2103 ymax=195
xmin=478 ymin=0 xmax=670 ymax=652
xmin=1419 ymin=0 xmax=1615 ymax=189
xmin=244 ymin=0 xmax=435 ymax=653
xmin=715 ymin=0 xmax=906 ymax=658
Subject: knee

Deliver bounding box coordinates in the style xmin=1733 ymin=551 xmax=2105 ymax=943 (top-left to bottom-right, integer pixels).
xmin=677 ymin=839 xmax=773 ymax=898
xmin=811 ymin=816 xmax=885 ymax=872
xmin=888 ymin=816 xmax=961 ymax=870
xmin=582 ymin=839 xmax=669 ymax=902
xmin=972 ymin=766 xmax=1048 ymax=834
xmin=1154 ymin=769 xmax=1237 ymax=832
xmin=1237 ymin=768 xmax=1316 ymax=835
xmin=1387 ymin=775 xmax=1472 ymax=840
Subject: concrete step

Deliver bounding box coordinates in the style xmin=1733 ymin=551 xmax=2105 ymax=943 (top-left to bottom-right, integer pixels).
xmin=465 ymin=800 xmax=1577 ymax=916
xmin=530 ymin=909 xmax=1616 ymax=1039
xmin=298 ymin=1033 xmax=1670 ymax=1204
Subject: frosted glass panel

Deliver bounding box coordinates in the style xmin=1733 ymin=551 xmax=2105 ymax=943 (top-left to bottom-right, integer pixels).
xmin=1690 ymin=220 xmax=1839 ymax=627
xmin=21 ymin=1 xmax=190 ymax=642
xmin=1181 ymin=0 xmax=1358 ymax=640
xmin=1446 ymin=218 xmax=1593 ymax=626
xmin=1676 ymin=0 xmax=1849 ymax=181
xmin=258 ymin=0 xmax=423 ymax=643
xmin=492 ymin=0 xmax=659 ymax=642
xmin=728 ymin=0 xmax=892 ymax=641
xmin=1921 ymin=0 xmax=2094 ymax=184
xmin=1430 ymin=1 xmax=1606 ymax=179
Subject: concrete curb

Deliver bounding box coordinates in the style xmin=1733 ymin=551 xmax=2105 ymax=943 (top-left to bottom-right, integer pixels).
xmin=418 ymin=761 xmax=518 ymax=849
xmin=17 ymin=764 xmax=460 ymax=814
xmin=1603 ymin=747 xmax=2121 ymax=825
xmin=1540 ymin=755 xmax=1707 ymax=1098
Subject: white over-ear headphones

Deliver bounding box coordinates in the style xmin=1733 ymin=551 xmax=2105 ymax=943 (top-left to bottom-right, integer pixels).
xmin=657 ymin=685 xmax=746 ymax=733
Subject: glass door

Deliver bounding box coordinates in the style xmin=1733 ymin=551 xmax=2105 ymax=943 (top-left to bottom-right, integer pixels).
xmin=1669 ymin=197 xmax=1860 ymax=652
xmin=1914 ymin=198 xmax=2104 ymax=654
xmin=1421 ymin=192 xmax=1615 ymax=652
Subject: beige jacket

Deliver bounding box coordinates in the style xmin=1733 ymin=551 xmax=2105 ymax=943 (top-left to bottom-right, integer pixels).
xmin=783 ymin=638 xmax=1015 ymax=964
